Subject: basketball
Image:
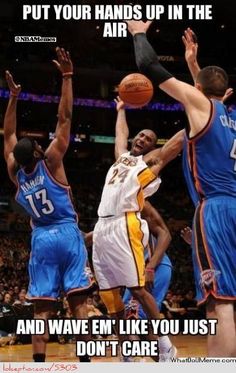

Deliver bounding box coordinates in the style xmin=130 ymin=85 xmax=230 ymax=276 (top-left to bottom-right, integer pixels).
xmin=118 ymin=73 xmax=154 ymax=107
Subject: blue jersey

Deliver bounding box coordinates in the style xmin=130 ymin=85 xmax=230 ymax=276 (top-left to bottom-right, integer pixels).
xmin=15 ymin=160 xmax=77 ymax=227
xmin=182 ymin=132 xmax=200 ymax=207
xmin=183 ymin=100 xmax=236 ymax=200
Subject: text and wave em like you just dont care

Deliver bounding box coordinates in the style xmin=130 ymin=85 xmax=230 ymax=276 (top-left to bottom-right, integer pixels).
xmin=16 ymin=318 xmax=217 ymax=357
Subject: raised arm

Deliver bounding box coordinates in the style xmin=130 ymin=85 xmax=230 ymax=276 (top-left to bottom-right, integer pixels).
xmin=45 ymin=47 xmax=73 ymax=168
xmin=144 ymin=129 xmax=185 ymax=176
xmin=182 ymin=28 xmax=200 ymax=84
xmin=126 ymin=21 xmax=211 ymax=136
xmin=3 ymin=71 xmax=21 ymax=184
xmin=114 ymin=96 xmax=129 ymax=160
xmin=183 ymin=29 xmax=234 ymax=104
xmin=142 ymin=201 xmax=171 ymax=290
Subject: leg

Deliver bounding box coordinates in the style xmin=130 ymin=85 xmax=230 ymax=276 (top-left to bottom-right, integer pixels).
xmin=130 ymin=286 xmax=160 ymax=320
xmin=32 ymin=300 xmax=56 ymax=361
xmin=99 ymin=288 xmax=127 ymax=342
xmin=147 ymin=264 xmax=177 ymax=361
xmin=63 ymin=226 xmax=95 ymax=361
xmin=99 ymin=288 xmax=135 ymax=361
xmin=68 ymin=293 xmax=90 ymax=340
xmin=192 ymin=201 xmax=236 ymax=356
xmin=130 ymin=287 xmax=159 ymax=362
xmin=206 ymin=297 xmax=236 ymax=356
xmin=68 ymin=293 xmax=91 ymax=362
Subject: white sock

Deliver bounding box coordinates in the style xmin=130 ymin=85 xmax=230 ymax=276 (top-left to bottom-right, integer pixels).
xmin=159 ymin=336 xmax=173 ymax=354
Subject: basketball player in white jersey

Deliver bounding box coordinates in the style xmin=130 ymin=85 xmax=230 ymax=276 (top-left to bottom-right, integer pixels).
xmin=92 ymin=96 xmax=184 ymax=359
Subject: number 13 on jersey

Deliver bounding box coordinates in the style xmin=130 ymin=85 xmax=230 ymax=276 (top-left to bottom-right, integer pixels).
xmin=25 ymin=188 xmax=55 ymax=218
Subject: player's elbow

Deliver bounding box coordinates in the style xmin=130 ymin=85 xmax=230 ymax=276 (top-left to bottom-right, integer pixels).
xmin=56 ymin=137 xmax=69 ymax=154
xmin=58 ymin=110 xmax=72 ymax=123
xmin=160 ymin=227 xmax=172 ymax=245
xmin=4 ymin=150 xmax=9 ymax=163
xmin=156 ymin=227 xmax=171 ymax=245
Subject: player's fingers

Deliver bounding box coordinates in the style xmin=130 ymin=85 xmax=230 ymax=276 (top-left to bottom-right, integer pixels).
xmin=66 ymin=51 xmax=71 ymax=61
xmin=226 ymin=88 xmax=234 ymax=96
xmin=60 ymin=48 xmax=67 ymax=61
xmin=191 ymin=30 xmax=198 ymax=44
xmin=184 ymin=29 xmax=192 ymax=43
xmin=5 ymin=70 xmax=13 ymax=82
xmin=182 ymin=36 xmax=187 ymax=47
xmin=187 ymin=27 xmax=195 ymax=37
xmin=187 ymin=29 xmax=195 ymax=44
xmin=52 ymin=60 xmax=61 ymax=69
xmin=56 ymin=47 xmax=63 ymax=62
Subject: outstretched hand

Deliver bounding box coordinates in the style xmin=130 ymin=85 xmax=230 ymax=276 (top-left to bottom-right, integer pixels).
xmin=5 ymin=71 xmax=21 ymax=96
xmin=52 ymin=47 xmax=73 ymax=75
xmin=126 ymin=20 xmax=152 ymax=36
xmin=222 ymin=87 xmax=234 ymax=103
xmin=114 ymin=96 xmax=125 ymax=111
xmin=182 ymin=28 xmax=198 ymax=64
xmin=180 ymin=226 xmax=192 ymax=245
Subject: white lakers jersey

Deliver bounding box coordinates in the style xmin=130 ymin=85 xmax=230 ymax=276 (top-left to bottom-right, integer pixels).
xmin=98 ymin=152 xmax=161 ymax=217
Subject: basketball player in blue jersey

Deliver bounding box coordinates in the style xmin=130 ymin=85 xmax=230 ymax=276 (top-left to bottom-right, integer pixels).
xmin=3 ymin=48 xmax=93 ymax=362
xmin=127 ymin=20 xmax=236 ymax=356
xmin=182 ymin=29 xmax=233 ymax=209
xmin=123 ymin=200 xmax=177 ymax=362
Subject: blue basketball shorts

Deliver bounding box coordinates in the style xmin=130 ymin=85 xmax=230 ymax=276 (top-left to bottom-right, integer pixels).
xmin=27 ymin=223 xmax=93 ymax=300
xmin=192 ymin=196 xmax=236 ymax=304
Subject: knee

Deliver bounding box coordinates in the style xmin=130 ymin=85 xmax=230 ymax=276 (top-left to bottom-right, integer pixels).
xmin=33 ymin=333 xmax=50 ymax=344
xmin=34 ymin=300 xmax=56 ymax=318
xmin=130 ymin=287 xmax=146 ymax=301
xmin=68 ymin=294 xmax=87 ymax=317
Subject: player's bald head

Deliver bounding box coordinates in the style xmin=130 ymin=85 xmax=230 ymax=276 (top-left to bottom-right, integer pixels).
xmin=131 ymin=129 xmax=157 ymax=156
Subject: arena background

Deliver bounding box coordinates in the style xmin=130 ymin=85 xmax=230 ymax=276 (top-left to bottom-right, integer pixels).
xmin=0 ymin=0 xmax=236 ymax=360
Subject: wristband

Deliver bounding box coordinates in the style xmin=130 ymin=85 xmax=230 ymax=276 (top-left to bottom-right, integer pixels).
xmin=62 ymin=72 xmax=73 ymax=77
xmin=10 ymin=92 xmax=19 ymax=97
xmin=145 ymin=268 xmax=155 ymax=273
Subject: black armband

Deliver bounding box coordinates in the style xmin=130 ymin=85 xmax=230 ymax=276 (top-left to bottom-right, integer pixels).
xmin=133 ymin=33 xmax=173 ymax=85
